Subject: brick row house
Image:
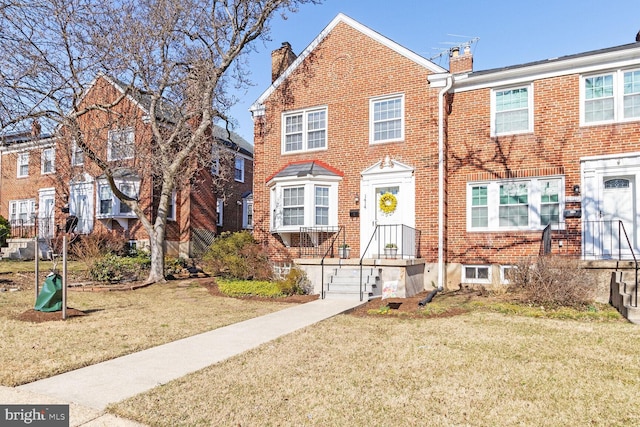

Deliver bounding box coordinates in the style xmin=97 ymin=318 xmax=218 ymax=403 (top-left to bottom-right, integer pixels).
xmin=0 ymin=74 xmax=253 ymax=259
xmin=251 ymin=13 xmax=640 ymax=301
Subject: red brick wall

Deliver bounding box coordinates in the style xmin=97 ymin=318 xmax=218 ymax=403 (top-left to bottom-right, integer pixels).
xmin=253 ymin=22 xmax=442 ymax=262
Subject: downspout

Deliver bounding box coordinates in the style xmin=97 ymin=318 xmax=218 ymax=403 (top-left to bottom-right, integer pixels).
xmin=437 ymin=75 xmax=453 ymax=291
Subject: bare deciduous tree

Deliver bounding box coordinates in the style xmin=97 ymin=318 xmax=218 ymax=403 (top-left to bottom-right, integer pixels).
xmin=0 ymin=0 xmax=320 ymax=283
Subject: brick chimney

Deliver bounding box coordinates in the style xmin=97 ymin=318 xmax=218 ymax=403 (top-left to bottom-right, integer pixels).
xmin=449 ymin=45 xmax=473 ymax=74
xmin=271 ymin=42 xmax=297 ymax=83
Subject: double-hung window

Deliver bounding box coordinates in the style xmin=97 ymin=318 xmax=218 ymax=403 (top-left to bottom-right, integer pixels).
xmin=370 ymin=94 xmax=404 ymax=144
xmin=71 ymin=140 xmax=84 ymax=166
xmin=97 ymin=180 xmax=139 ymax=217
xmin=540 ymin=180 xmax=560 ymax=226
xmin=283 ymin=186 xmax=305 ymax=226
xmin=234 ymin=156 xmax=245 ymax=182
xmin=492 ymin=85 xmax=532 ymax=136
xmin=499 ymin=182 xmax=529 ymax=227
xmin=582 ymin=68 xmax=640 ymax=124
xmin=282 ymin=107 xmax=327 ymax=153
xmin=99 ymin=184 xmax=113 ymax=215
xmin=41 ymin=148 xmax=55 ymax=174
xmin=216 ymin=199 xmax=224 ymax=226
xmin=467 ymin=177 xmax=564 ymax=231
xmin=9 ymin=199 xmax=36 ymax=225
xmin=107 ymin=128 xmax=134 ymax=161
xmin=17 ymin=153 xmax=29 ymax=178
xmin=315 ymin=186 xmax=329 ymax=226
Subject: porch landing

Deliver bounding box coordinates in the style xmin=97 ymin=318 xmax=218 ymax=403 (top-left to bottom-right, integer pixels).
xmin=294 ymin=257 xmax=429 ymax=301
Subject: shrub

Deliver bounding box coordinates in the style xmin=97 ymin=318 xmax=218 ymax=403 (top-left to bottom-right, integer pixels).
xmin=90 ymin=253 xmax=151 ymax=283
xmin=276 ymin=267 xmax=312 ymax=295
xmin=69 ymin=233 xmax=128 ymax=264
xmin=509 ymin=255 xmax=597 ymax=307
xmin=0 ymin=215 xmax=9 ymax=247
xmin=201 ymin=231 xmax=272 ymax=280
xmin=217 ymin=278 xmax=284 ymax=298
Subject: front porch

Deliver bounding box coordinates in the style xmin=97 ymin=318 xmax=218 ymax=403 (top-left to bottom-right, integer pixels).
xmin=294 ymin=257 xmax=429 ymax=302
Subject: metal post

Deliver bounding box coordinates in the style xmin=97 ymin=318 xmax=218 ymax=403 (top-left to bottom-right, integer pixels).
xmin=62 ymin=236 xmax=67 ymax=320
xmin=34 ymin=236 xmax=39 ymax=300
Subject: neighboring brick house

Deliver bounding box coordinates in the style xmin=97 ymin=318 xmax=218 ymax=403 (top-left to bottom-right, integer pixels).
xmin=251 ymin=13 xmax=640 ymax=297
xmin=0 ymin=74 xmax=253 ymax=259
xmin=440 ymin=40 xmax=640 ymax=289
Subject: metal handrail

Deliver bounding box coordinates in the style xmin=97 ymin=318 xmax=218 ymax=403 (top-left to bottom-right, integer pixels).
xmin=319 ymin=226 xmax=345 ymax=299
xmin=542 ymin=220 xmax=638 ymax=307
xmin=358 ymin=224 xmax=421 ymax=301
xmin=618 ymin=221 xmax=638 ymax=307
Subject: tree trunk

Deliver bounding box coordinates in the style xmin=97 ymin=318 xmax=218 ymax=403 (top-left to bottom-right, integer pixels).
xmin=145 ymin=222 xmax=167 ymax=284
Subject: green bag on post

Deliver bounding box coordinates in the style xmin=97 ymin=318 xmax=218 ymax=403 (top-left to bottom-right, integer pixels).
xmin=34 ymin=273 xmax=63 ymax=312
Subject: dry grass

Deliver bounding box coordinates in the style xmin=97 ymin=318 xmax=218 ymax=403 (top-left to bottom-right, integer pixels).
xmin=110 ymin=313 xmax=640 ymax=427
xmin=0 ymin=278 xmax=293 ymax=386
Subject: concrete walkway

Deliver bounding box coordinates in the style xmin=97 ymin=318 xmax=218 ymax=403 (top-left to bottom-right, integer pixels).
xmin=4 ymin=298 xmax=364 ymax=426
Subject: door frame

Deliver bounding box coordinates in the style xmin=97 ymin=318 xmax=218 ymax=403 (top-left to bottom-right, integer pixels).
xmin=360 ymin=157 xmax=415 ymax=258
xmin=581 ymin=153 xmax=640 ymax=259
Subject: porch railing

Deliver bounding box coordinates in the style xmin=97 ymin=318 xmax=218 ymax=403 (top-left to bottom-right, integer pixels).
xmin=358 ymin=224 xmax=421 ymax=301
xmin=318 ymin=226 xmax=346 ymax=299
xmin=298 ymin=226 xmax=341 ymax=258
xmin=541 ymin=220 xmax=638 ymax=307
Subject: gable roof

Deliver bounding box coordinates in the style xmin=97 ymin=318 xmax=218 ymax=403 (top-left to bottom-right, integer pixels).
xmin=93 ymin=74 xmax=253 ymax=157
xmin=250 ymin=13 xmax=446 ymax=116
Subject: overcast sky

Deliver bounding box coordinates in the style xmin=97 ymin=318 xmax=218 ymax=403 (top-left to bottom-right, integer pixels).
xmin=228 ymin=0 xmax=640 ymax=142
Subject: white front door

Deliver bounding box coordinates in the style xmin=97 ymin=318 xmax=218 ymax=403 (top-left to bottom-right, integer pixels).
xmin=601 ymin=176 xmax=635 ymax=258
xmin=360 ymin=158 xmax=415 ymax=258
xmin=38 ymin=188 xmax=55 ymax=239
xmin=69 ymin=181 xmax=94 ymax=234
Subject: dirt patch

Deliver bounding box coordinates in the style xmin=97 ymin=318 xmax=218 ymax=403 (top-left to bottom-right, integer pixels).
xmin=15 ymin=308 xmax=88 ymax=323
xmin=348 ymin=287 xmax=517 ymax=318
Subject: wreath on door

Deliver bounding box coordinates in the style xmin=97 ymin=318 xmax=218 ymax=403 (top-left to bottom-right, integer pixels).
xmin=379 ymin=192 xmax=397 ymax=215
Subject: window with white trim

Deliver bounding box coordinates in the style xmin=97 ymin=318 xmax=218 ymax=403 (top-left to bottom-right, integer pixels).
xmin=167 ymin=190 xmax=176 ymax=221
xmin=244 ymin=199 xmax=253 ymax=229
xmin=96 ymin=180 xmax=139 ymax=217
xmin=467 ymin=177 xmax=564 ymax=231
xmin=463 ymin=265 xmax=491 ymax=284
xmin=491 ymin=85 xmax=533 ymax=136
xmin=234 ymin=156 xmax=245 ymax=182
xmin=283 ymin=186 xmax=304 ymax=226
xmin=501 ymin=265 xmax=516 ymax=284
xmin=582 ymin=68 xmax=640 ymax=125
xmin=370 ymin=94 xmax=404 ymax=144
xmin=41 ymin=148 xmax=55 ymax=174
xmin=71 ymin=140 xmax=84 ymax=166
xmin=282 ymin=107 xmax=327 ymax=153
xmin=107 ymin=128 xmax=134 ymax=161
xmin=9 ymin=199 xmax=36 ymax=224
xmin=17 ymin=153 xmax=29 ymax=178
xmin=270 ymin=177 xmax=340 ymax=233
xmin=216 ymin=199 xmax=224 ymax=226
xmin=315 ymin=186 xmax=329 ymax=226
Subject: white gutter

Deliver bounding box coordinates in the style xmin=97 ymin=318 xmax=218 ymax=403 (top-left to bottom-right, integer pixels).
xmin=436 ymin=75 xmax=453 ymax=291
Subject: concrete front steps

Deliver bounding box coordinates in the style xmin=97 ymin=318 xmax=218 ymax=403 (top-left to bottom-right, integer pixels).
xmin=610 ymin=271 xmax=640 ymax=324
xmin=325 ymin=266 xmax=381 ymax=301
xmin=0 ymin=238 xmax=53 ymax=260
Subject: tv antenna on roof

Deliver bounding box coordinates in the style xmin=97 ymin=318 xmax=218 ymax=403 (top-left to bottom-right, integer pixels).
xmin=429 ymin=34 xmax=479 ymax=62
